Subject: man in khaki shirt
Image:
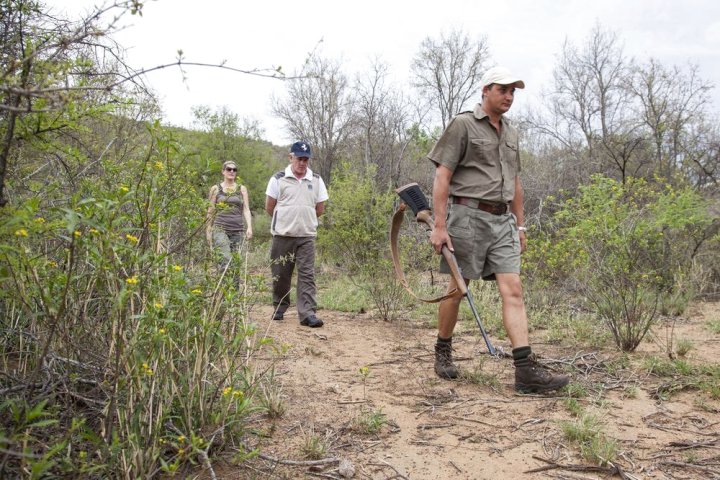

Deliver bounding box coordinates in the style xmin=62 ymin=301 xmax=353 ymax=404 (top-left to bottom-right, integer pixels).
xmin=428 ymin=66 xmax=569 ymax=393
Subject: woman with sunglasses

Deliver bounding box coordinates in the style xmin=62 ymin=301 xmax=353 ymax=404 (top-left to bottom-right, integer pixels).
xmin=206 ymin=160 xmax=253 ymax=268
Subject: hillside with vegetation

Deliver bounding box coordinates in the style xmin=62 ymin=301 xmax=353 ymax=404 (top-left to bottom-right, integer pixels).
xmin=1 ymin=1 xmax=719 ymax=478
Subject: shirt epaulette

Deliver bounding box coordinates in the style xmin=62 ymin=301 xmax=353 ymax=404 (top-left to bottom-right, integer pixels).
xmin=274 ymin=171 xmax=286 ymax=179
xmin=312 ymin=172 xmax=320 ymax=178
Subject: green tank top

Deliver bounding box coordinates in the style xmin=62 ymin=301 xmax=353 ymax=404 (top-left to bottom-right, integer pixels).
xmin=214 ymin=184 xmax=245 ymax=233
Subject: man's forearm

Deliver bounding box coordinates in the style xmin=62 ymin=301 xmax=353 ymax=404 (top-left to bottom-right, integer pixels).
xmin=432 ymin=166 xmax=452 ymax=227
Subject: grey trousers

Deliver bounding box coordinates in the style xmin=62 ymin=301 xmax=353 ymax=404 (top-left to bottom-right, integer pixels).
xmin=270 ymin=236 xmax=317 ymax=320
xmin=213 ymin=228 xmax=243 ymax=267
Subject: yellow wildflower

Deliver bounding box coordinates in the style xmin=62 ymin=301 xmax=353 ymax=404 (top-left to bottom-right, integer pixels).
xmin=145 ymin=368 xmax=153 ymax=375
xmin=158 ymin=328 xmax=166 ymax=334
xmin=173 ymin=265 xmax=182 ymax=271
xmin=232 ymin=390 xmax=243 ymax=399
xmin=191 ymin=288 xmax=202 ymax=294
xmin=177 ymin=435 xmax=186 ymax=443
xmin=126 ymin=276 xmax=138 ymax=285
xmin=154 ymin=302 xmax=163 ymax=309
xmin=125 ymin=234 xmax=139 ymax=244
xmin=48 ymin=261 xmax=58 ymax=268
xmin=89 ymin=228 xmax=100 ymax=235
xmin=154 ymin=161 xmax=165 ymax=170
xmin=222 ymin=386 xmax=233 ymax=397
xmin=73 ymin=230 xmax=82 ymax=237
xmin=14 ymin=229 xmax=28 ymax=237
xmin=119 ymin=186 xmax=129 ymax=193
xmin=34 ymin=217 xmax=45 ymax=223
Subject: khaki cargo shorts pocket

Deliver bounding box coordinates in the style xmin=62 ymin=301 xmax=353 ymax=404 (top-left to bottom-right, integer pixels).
xmin=446 ymin=206 xmax=476 ymax=263
xmin=446 ymin=207 xmax=473 ymax=239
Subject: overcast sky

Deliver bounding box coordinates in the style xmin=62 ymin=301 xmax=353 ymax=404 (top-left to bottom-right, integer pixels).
xmin=53 ymin=0 xmax=720 ymax=145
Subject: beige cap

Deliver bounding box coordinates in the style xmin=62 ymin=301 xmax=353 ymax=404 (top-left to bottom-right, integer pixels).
xmin=480 ymin=66 xmax=525 ymax=89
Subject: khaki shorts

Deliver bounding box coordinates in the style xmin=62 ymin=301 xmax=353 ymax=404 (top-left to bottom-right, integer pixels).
xmin=439 ymin=203 xmax=520 ymax=281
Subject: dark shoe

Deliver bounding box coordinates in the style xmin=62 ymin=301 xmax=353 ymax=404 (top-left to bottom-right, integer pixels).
xmin=434 ymin=341 xmax=458 ymax=379
xmin=515 ymin=355 xmax=570 ymax=393
xmin=272 ymin=311 xmax=284 ymax=321
xmin=300 ymin=315 xmax=323 ymax=328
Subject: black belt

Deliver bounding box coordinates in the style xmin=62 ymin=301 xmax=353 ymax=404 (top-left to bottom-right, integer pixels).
xmin=451 ymin=196 xmax=509 ymax=215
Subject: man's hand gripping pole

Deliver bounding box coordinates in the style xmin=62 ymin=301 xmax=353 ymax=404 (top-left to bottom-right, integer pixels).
xmin=395 ymin=183 xmax=498 ymax=357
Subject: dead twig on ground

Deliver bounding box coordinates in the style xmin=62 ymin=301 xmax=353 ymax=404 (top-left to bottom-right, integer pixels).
xmin=307 ymin=472 xmax=342 ymax=480
xmin=367 ymin=358 xmax=404 ymax=367
xmin=368 ymin=459 xmax=409 ymax=480
xmin=658 ymin=460 xmax=720 ymax=476
xmin=447 ymin=414 xmax=497 ymax=427
xmin=417 ymin=423 xmax=455 ymax=430
xmin=525 ymin=456 xmax=633 ymax=479
xmin=514 ymin=417 xmax=546 ymax=431
xmin=668 ymin=438 xmax=720 ymax=450
xmin=257 ymin=453 xmax=340 ymax=466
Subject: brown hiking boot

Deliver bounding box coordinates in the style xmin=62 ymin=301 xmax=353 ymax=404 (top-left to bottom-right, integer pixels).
xmin=515 ymin=354 xmax=570 ymax=393
xmin=434 ymin=341 xmax=458 ymax=379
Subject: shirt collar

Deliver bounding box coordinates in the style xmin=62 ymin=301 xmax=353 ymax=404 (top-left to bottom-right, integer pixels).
xmin=284 ymin=164 xmax=314 ymax=180
xmin=473 ymin=103 xmax=489 ymax=120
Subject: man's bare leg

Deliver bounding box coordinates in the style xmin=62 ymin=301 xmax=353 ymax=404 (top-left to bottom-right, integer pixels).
xmin=496 ymin=273 xmax=569 ymax=393
xmin=495 ymin=273 xmax=529 ymax=348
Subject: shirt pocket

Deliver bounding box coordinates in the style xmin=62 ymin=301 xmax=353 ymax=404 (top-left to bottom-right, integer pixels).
xmin=502 ymin=141 xmax=518 ymax=165
xmin=469 ymin=138 xmax=495 ymax=165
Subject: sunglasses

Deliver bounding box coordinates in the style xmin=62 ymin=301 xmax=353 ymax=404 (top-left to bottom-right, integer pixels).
xmin=225 ymin=167 xmax=237 ymax=172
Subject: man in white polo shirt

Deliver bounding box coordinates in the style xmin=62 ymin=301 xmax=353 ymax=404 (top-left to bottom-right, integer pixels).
xmin=265 ymin=141 xmax=329 ymax=328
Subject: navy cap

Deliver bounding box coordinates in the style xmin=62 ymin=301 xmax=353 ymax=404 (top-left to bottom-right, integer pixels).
xmin=290 ymin=141 xmax=312 ymax=158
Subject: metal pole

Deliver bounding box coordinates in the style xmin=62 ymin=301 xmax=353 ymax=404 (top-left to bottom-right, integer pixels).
xmin=464 ymin=288 xmax=497 ymax=356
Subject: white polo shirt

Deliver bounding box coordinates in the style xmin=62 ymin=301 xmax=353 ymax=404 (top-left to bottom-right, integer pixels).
xmin=266 ymin=166 xmax=329 ymax=237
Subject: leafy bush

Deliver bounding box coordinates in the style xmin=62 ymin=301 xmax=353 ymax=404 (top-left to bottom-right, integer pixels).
xmin=524 ymin=175 xmax=713 ymax=351
xmin=317 ymin=163 xmax=405 ymax=320
xmin=0 ymin=125 xmax=275 ymax=477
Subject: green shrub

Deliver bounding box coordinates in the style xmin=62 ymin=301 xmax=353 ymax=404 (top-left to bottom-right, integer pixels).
xmin=675 ymin=338 xmax=694 ymax=357
xmin=707 ymin=318 xmax=720 ymax=335
xmin=0 ymin=125 xmax=274 ymax=477
xmin=524 ymin=175 xmax=713 ymax=352
xmin=317 ymin=163 xmax=405 ymax=320
xmin=352 ymin=408 xmax=387 ymax=434
xmin=560 ymin=413 xmax=617 ymax=466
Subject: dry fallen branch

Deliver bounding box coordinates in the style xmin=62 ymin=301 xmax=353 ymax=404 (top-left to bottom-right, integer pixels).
xmin=417 ymin=423 xmax=455 ymax=430
xmin=668 ymin=438 xmax=720 ymax=450
xmin=369 ymin=459 xmax=410 ymax=480
xmin=307 ymin=472 xmax=342 ymax=480
xmin=257 ymin=452 xmax=340 ymax=467
xmin=658 ymin=460 xmax=720 ymax=476
xmin=447 ymin=414 xmax=497 ymax=427
xmin=525 ymin=456 xmax=632 ymax=479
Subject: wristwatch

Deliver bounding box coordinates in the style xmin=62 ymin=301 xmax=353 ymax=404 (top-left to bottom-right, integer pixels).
xmin=518 ymin=226 xmax=527 ymax=232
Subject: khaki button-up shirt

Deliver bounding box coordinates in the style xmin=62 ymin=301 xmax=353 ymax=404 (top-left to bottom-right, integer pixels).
xmin=428 ymin=103 xmax=521 ymax=203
